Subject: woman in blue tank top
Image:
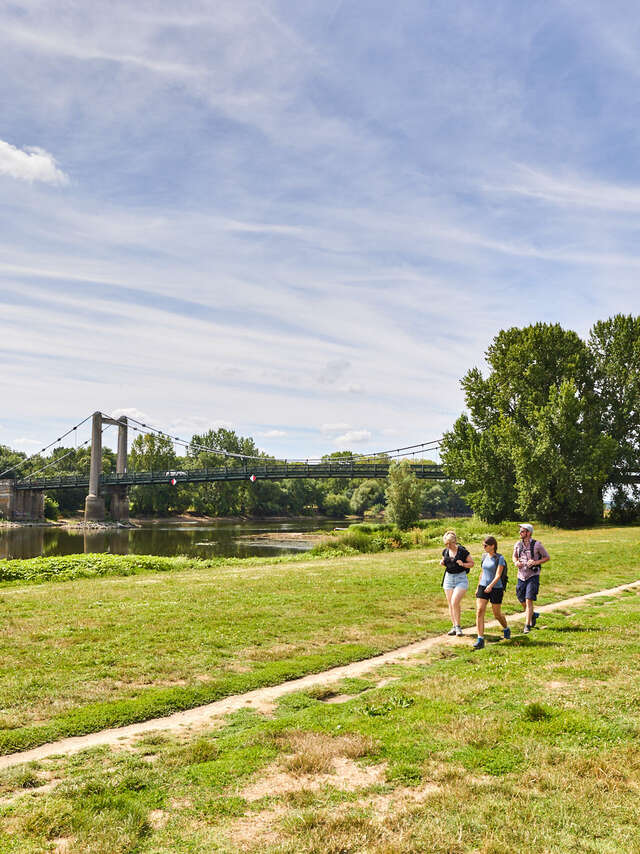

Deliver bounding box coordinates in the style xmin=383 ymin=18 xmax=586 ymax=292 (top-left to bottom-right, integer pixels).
xmin=473 ymin=536 xmax=510 ymax=650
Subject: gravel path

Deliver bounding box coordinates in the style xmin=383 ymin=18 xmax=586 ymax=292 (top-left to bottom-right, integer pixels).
xmin=1 ymin=579 xmax=638 ymax=771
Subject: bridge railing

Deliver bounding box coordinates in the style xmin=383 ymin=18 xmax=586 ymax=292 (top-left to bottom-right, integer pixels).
xmin=16 ymin=461 xmax=446 ymax=489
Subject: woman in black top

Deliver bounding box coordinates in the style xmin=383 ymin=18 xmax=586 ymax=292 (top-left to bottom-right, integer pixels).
xmin=440 ymin=530 xmax=474 ymax=636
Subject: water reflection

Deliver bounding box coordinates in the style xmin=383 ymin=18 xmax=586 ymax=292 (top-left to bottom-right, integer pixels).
xmin=0 ymin=519 xmax=339 ymax=560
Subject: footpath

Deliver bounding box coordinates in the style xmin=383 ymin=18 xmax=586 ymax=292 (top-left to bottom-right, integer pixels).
xmin=1 ymin=580 xmax=639 ymax=771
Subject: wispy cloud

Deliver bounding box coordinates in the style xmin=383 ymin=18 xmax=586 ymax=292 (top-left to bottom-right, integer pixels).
xmin=0 ymin=140 xmax=68 ymax=185
xmin=493 ymin=165 xmax=640 ymax=213
xmin=334 ymin=430 xmax=372 ymax=446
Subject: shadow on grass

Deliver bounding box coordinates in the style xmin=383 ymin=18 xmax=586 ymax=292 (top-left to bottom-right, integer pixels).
xmin=550 ymin=626 xmax=603 ymax=633
xmin=505 ymin=637 xmax=560 ymax=648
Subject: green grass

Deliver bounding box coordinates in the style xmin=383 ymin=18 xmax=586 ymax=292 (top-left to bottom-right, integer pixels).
xmin=0 ymin=523 xmax=638 ymax=759
xmin=2 ymin=592 xmax=640 ymax=852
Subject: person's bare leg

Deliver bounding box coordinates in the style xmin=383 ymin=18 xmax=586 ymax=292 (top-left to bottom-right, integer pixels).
xmin=451 ymin=587 xmax=466 ymax=627
xmin=491 ymin=602 xmax=508 ymax=629
xmin=445 ymin=588 xmax=455 ymax=626
xmin=525 ymin=598 xmax=534 ymax=626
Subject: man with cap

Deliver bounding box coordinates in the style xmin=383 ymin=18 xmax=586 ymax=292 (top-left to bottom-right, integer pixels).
xmin=513 ymin=524 xmax=550 ymax=633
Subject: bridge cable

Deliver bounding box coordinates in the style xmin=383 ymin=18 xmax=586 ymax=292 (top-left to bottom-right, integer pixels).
xmin=105 ymin=413 xmax=441 ymax=466
xmin=0 ymin=414 xmax=94 ymax=479
xmin=17 ymin=424 xmax=114 ymax=483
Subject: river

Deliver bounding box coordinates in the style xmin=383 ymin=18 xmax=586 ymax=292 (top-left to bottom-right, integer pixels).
xmin=0 ymin=518 xmax=344 ymax=560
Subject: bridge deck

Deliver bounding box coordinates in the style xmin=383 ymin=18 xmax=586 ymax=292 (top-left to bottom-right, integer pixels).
xmin=15 ymin=462 xmax=448 ymax=490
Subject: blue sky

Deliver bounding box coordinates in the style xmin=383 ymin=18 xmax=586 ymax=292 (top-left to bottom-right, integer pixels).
xmin=2 ymin=0 xmax=640 ymax=460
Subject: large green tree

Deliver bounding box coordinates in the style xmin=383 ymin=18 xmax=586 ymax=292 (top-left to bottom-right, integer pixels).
xmin=589 ymin=315 xmax=640 ymax=521
xmin=442 ymin=322 xmax=617 ymax=525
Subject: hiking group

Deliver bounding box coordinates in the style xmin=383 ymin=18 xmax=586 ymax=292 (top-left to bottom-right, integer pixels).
xmin=440 ymin=524 xmax=550 ymax=650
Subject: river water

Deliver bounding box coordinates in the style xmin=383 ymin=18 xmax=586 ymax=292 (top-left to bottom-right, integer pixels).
xmin=0 ymin=518 xmax=344 ymax=560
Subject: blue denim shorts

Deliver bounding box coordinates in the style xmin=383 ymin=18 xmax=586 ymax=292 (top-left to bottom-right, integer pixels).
xmin=443 ymin=571 xmax=469 ymax=591
xmin=516 ymin=575 xmax=540 ymax=602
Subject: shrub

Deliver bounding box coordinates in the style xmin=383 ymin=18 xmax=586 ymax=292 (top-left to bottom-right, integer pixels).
xmin=44 ymin=496 xmax=60 ymax=520
xmin=385 ymin=461 xmax=422 ymax=530
xmin=322 ymin=493 xmax=352 ymax=518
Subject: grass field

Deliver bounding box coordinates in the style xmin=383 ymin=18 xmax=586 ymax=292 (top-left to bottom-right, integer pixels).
xmin=1 ymin=581 xmax=640 ymax=851
xmin=0 ymin=523 xmax=639 ymax=759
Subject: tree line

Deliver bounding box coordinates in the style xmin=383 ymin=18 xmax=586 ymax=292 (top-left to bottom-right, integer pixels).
xmin=0 ymin=428 xmax=469 ymax=520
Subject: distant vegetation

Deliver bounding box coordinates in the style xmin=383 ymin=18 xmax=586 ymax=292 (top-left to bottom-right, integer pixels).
xmin=0 ymin=426 xmax=469 ymax=520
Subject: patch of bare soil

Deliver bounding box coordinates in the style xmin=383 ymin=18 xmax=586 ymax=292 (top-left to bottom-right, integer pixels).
xmin=0 ymin=777 xmax=61 ymax=806
xmin=231 ymin=804 xmax=289 ymax=850
xmin=351 ymin=781 xmax=442 ymax=818
xmin=236 ymin=532 xmax=323 ymax=542
xmin=148 ymin=809 xmax=168 ymax=830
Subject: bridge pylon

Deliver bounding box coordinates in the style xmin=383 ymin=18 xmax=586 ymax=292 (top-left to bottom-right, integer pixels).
xmin=84 ymin=413 xmax=129 ymax=523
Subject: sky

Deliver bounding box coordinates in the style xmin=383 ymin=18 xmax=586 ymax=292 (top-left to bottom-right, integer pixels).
xmin=2 ymin=0 xmax=640 ymax=461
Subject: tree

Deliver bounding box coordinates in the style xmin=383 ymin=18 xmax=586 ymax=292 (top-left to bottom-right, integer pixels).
xmin=384 ymin=460 xmax=421 ymax=530
xmin=441 ymin=322 xmax=615 ymax=525
xmin=188 ymin=428 xmax=261 ymax=517
xmin=349 ymin=479 xmax=385 ymax=515
xmin=0 ymin=445 xmax=26 ymax=479
xmin=129 ymin=434 xmax=186 ymax=515
xmin=441 ymin=415 xmax=517 ymax=523
xmin=509 ymin=380 xmax=617 ymax=525
xmin=589 ymin=315 xmax=640 ymax=468
xmin=322 ymin=492 xmax=351 ymax=517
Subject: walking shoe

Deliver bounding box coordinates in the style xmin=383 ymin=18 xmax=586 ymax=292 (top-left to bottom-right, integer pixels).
xmin=523 ymin=624 xmax=531 ymax=634
xmin=472 ymin=637 xmax=485 ymax=650
xmin=455 ymin=626 xmax=463 ymax=636
xmin=447 ymin=627 xmax=457 ymax=636
xmin=532 ymin=611 xmax=540 ymax=627
xmin=503 ymin=627 xmax=511 ymax=639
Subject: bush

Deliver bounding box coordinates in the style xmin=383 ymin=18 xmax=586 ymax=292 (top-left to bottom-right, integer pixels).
xmin=44 ymin=496 xmax=60 ymax=520
xmin=322 ymin=493 xmax=351 ymax=518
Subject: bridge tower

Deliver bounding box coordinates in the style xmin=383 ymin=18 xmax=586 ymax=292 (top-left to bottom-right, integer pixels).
xmin=84 ymin=412 xmax=129 ymax=523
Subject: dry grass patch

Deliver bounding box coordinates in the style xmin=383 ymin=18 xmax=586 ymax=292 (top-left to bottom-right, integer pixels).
xmin=241 ymin=757 xmax=386 ymax=803
xmin=277 ymin=730 xmax=378 ymax=776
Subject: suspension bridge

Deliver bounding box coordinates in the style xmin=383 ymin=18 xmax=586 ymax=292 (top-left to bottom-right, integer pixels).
xmin=0 ymin=412 xmax=449 ymax=523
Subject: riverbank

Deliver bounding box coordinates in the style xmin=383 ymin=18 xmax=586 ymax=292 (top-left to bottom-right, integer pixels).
xmin=53 ymin=512 xmax=361 ymax=529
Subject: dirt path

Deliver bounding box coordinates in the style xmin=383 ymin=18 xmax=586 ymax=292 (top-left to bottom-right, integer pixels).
xmin=1 ymin=579 xmax=638 ymax=771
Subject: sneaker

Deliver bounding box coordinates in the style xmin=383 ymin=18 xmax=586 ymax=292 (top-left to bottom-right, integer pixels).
xmin=455 ymin=626 xmax=463 ymax=636
xmin=447 ymin=627 xmax=457 ymax=636
xmin=503 ymin=627 xmax=511 ymax=640
xmin=473 ymin=637 xmax=485 ymax=650
xmin=523 ymin=624 xmax=531 ymax=634
xmin=532 ymin=611 xmax=540 ymax=627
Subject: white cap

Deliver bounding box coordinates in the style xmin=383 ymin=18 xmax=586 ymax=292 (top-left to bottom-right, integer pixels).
xmin=519 ymin=523 xmax=534 ymax=533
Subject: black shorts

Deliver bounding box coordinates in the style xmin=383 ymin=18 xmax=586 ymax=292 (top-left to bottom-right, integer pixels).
xmin=516 ymin=575 xmax=540 ymax=602
xmin=476 ymin=584 xmax=504 ymax=604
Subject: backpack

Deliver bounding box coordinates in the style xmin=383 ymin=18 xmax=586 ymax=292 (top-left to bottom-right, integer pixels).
xmin=516 ymin=539 xmax=538 ymax=576
xmin=496 ymin=553 xmax=508 ymax=589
